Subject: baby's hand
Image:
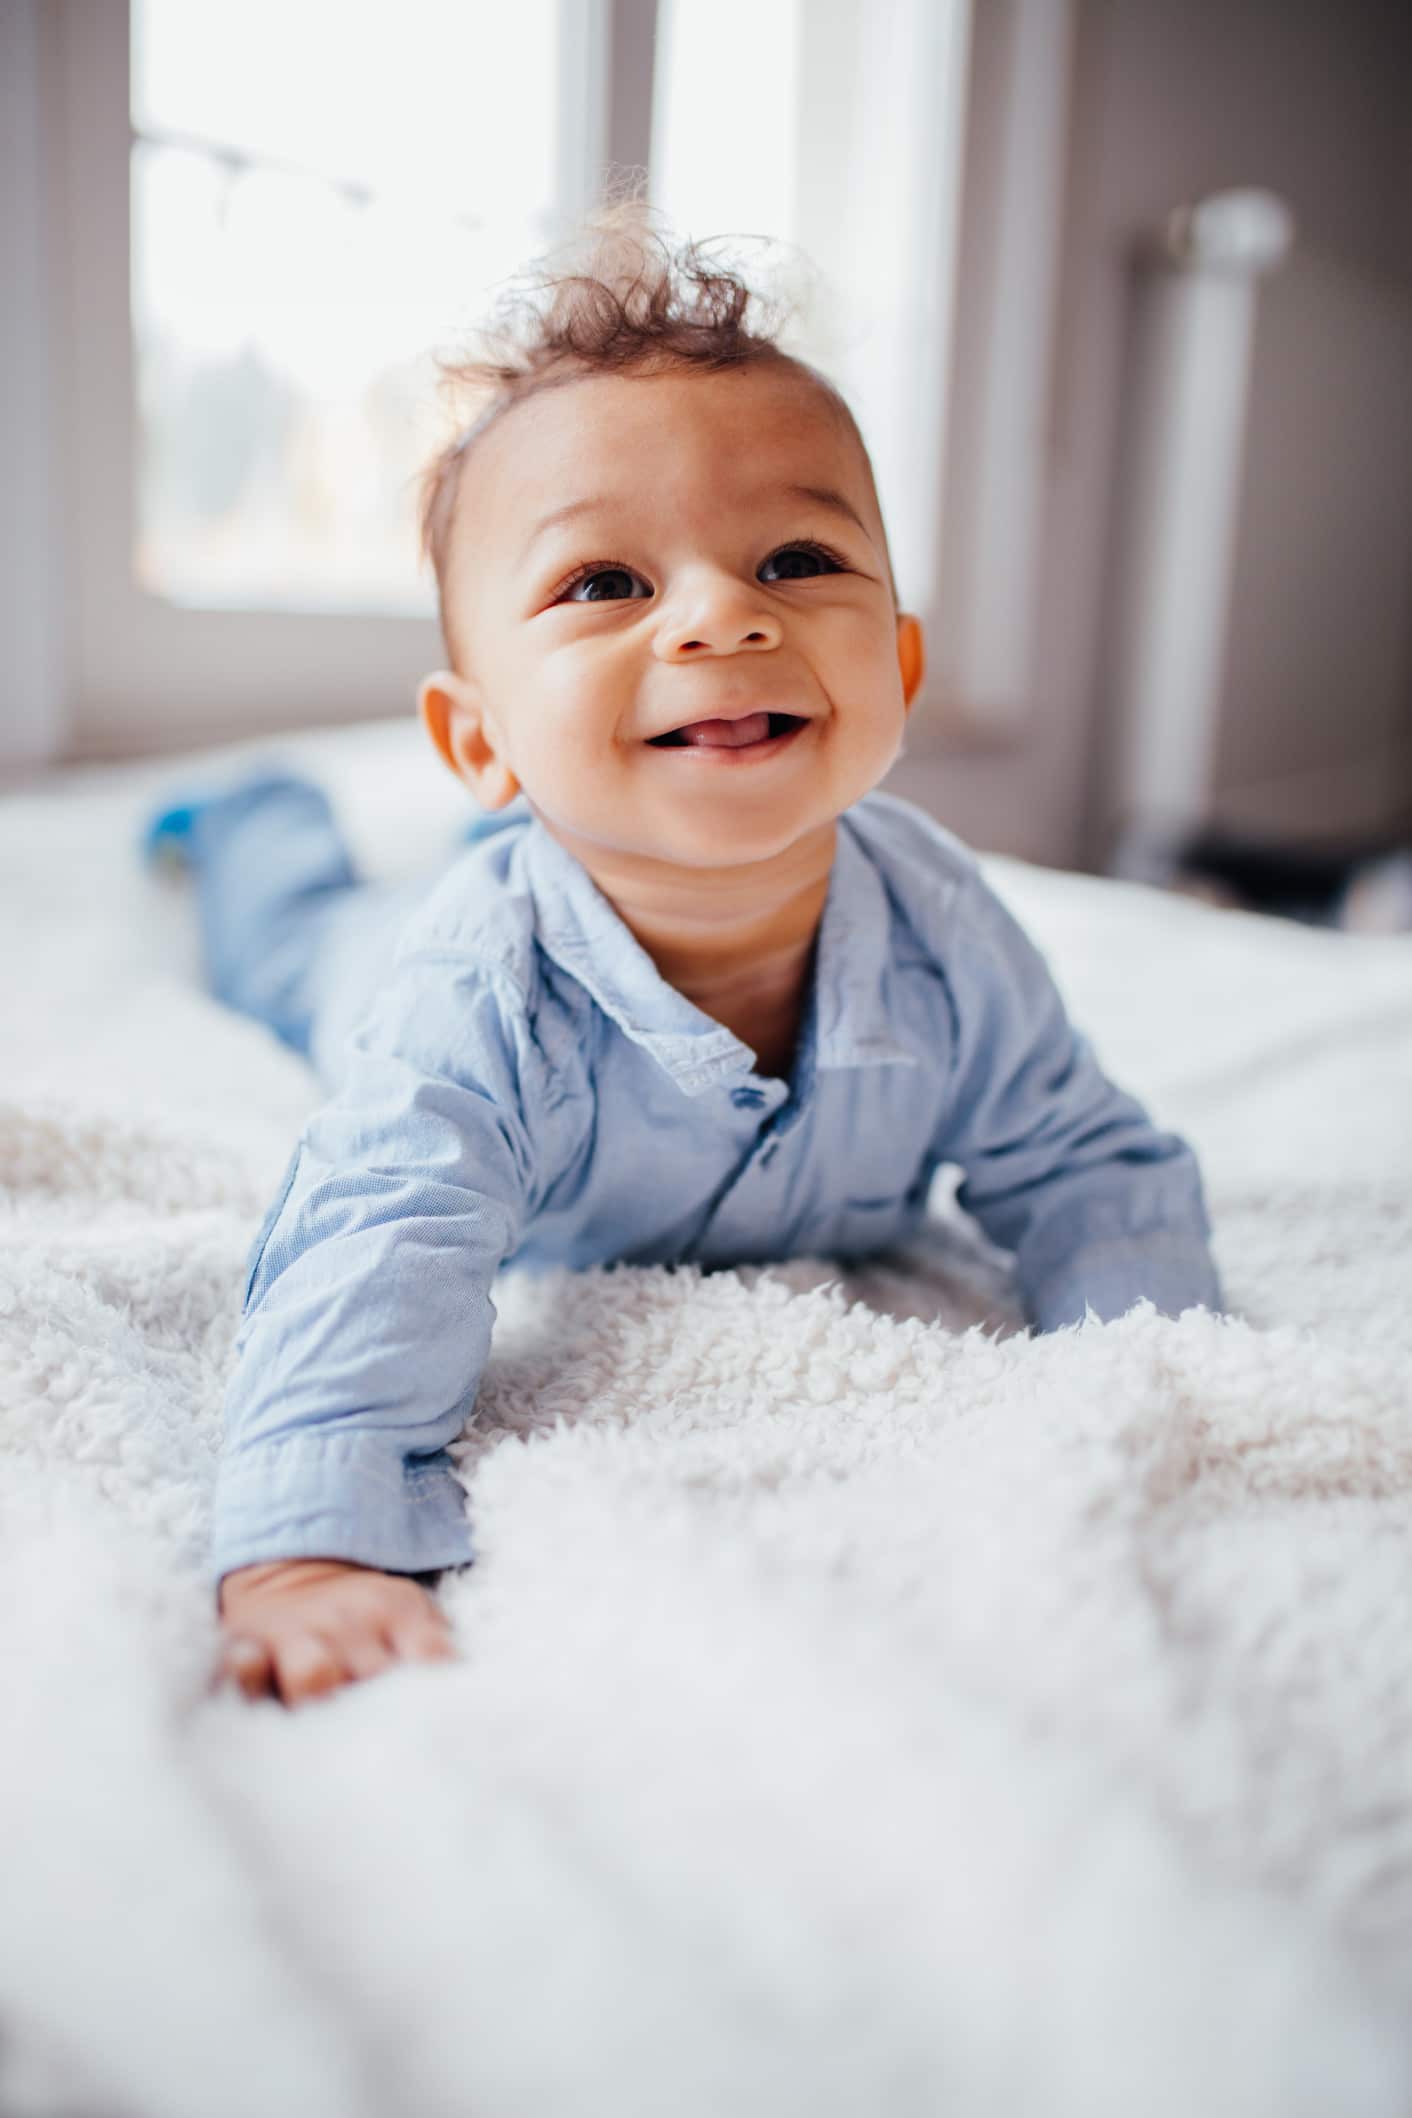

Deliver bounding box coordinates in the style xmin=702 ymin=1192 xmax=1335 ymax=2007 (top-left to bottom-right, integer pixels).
xmin=217 ymin=1557 xmax=457 ymax=1707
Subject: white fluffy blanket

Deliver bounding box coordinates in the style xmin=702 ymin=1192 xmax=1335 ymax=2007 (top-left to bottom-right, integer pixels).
xmin=2 ymin=722 xmax=1411 ymax=2118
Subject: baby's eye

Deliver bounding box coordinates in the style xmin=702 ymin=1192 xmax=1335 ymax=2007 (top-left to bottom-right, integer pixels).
xmin=759 ymin=541 xmax=847 ymax=582
xmin=559 ymin=564 xmax=652 ymax=603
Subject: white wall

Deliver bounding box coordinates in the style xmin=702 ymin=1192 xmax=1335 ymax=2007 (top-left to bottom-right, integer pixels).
xmin=894 ymin=0 xmax=1412 ymax=869
xmin=1210 ymin=247 xmax=1412 ymax=845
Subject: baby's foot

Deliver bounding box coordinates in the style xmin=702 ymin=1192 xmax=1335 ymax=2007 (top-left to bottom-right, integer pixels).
xmin=138 ymin=764 xmax=315 ymax=875
xmin=140 ymin=793 xmax=220 ymax=874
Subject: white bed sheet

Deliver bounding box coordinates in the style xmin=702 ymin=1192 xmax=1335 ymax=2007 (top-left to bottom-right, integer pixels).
xmin=1 ymin=718 xmax=1410 ymax=2118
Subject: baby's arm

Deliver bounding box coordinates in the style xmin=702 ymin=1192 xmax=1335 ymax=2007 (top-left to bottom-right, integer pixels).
xmin=933 ymin=866 xmax=1223 ymax=1331
xmin=213 ymin=946 xmax=543 ymax=1704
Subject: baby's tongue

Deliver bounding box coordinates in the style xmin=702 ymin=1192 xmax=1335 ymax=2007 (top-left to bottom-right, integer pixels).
xmin=678 ymin=712 xmax=772 ymax=749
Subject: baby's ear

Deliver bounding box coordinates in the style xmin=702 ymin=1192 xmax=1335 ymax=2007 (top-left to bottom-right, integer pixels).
xmin=417 ymin=672 xmax=521 ymax=809
xmin=896 ymin=614 xmax=925 ymax=707
xmin=418 ymin=671 xmax=460 ymax=777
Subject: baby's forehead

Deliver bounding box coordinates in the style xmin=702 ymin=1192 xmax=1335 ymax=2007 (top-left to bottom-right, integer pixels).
xmin=463 ymin=362 xmax=867 ymax=530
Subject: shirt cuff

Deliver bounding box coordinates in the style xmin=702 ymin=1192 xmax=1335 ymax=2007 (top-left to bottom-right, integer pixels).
xmin=1023 ymin=1226 xmax=1226 ymax=1334
xmin=209 ymin=1427 xmax=476 ymax=1586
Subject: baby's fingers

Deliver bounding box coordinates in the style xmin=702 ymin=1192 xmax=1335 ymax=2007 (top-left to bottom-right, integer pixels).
xmin=219 ymin=1635 xmax=275 ymax=1700
xmin=339 ymin=1627 xmax=397 ymax=1683
xmin=387 ymin=1605 xmax=459 ymax=1666
xmin=271 ymin=1631 xmax=350 ymax=1707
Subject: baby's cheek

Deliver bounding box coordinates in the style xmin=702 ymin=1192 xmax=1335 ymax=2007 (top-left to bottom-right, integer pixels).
xmin=536 ymin=671 xmax=619 ymax=748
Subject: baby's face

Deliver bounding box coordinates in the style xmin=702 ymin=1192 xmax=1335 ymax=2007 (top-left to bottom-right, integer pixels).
xmin=421 ymin=362 xmax=918 ymax=872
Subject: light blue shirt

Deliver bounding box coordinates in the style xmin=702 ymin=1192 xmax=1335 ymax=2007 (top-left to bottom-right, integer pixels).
xmin=211 ymin=789 xmax=1223 ymax=1583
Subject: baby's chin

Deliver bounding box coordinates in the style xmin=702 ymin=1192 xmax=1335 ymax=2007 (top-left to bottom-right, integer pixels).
xmin=647 ymin=813 xmax=849 ymax=878
xmin=534 ymin=801 xmax=843 ymax=877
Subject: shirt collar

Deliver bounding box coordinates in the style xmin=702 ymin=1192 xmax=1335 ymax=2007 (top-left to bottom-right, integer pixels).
xmin=517 ymin=806 xmax=921 ymax=1098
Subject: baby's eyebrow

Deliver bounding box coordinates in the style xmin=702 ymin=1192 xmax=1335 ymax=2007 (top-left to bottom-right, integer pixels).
xmin=519 ymin=496 xmax=607 ymax=563
xmin=518 ymin=482 xmax=869 ymax=565
xmin=780 ymin=483 xmax=869 ymax=536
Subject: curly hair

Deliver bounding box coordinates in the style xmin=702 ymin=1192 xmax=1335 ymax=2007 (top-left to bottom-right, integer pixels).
xmin=415 ymin=199 xmax=893 ymax=670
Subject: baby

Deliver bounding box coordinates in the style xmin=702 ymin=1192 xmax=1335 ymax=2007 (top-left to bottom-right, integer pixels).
xmin=152 ymin=209 xmax=1223 ymax=1707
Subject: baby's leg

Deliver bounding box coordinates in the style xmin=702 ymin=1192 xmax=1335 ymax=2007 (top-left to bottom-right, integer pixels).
xmin=145 ymin=768 xmax=389 ymax=1061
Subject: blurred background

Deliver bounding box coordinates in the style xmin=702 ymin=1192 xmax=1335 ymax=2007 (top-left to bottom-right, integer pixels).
xmin=2 ymin=0 xmax=1410 ymax=924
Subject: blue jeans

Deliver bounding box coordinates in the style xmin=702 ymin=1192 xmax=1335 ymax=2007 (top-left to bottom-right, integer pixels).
xmin=183 ymin=771 xmax=500 ymax=1084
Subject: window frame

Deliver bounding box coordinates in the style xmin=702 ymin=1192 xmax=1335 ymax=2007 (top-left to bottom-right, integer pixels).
xmin=40 ymin=0 xmax=633 ymax=765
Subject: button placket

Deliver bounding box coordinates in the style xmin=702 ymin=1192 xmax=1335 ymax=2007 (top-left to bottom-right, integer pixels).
xmin=755 ymin=1084 xmax=809 ymax=1169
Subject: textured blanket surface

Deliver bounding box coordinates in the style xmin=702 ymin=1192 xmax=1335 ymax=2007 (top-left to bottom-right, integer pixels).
xmin=2 ymin=721 xmax=1411 ymax=2118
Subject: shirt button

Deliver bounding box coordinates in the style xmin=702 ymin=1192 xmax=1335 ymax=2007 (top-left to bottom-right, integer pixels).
xmin=730 ymin=1086 xmax=765 ymax=1109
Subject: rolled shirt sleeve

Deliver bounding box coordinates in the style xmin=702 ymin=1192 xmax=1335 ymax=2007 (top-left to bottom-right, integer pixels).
xmin=936 ymin=869 xmax=1225 ymax=1333
xmin=210 ymin=948 xmax=541 ymax=1584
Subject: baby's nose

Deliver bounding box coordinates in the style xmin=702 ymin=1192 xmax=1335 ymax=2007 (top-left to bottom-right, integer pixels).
xmin=670 ymin=626 xmax=776 ymax=655
xmin=657 ymin=594 xmax=783 ymax=658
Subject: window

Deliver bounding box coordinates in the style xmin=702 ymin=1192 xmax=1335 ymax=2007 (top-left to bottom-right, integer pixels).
xmin=130 ymin=0 xmax=569 ymax=616
xmin=37 ymin=0 xmax=1050 ymax=764
xmin=48 ymin=0 xmax=610 ymax=758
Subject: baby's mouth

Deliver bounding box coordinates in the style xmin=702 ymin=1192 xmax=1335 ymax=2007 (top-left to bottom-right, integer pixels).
xmin=647 ymin=712 xmax=805 ymax=750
